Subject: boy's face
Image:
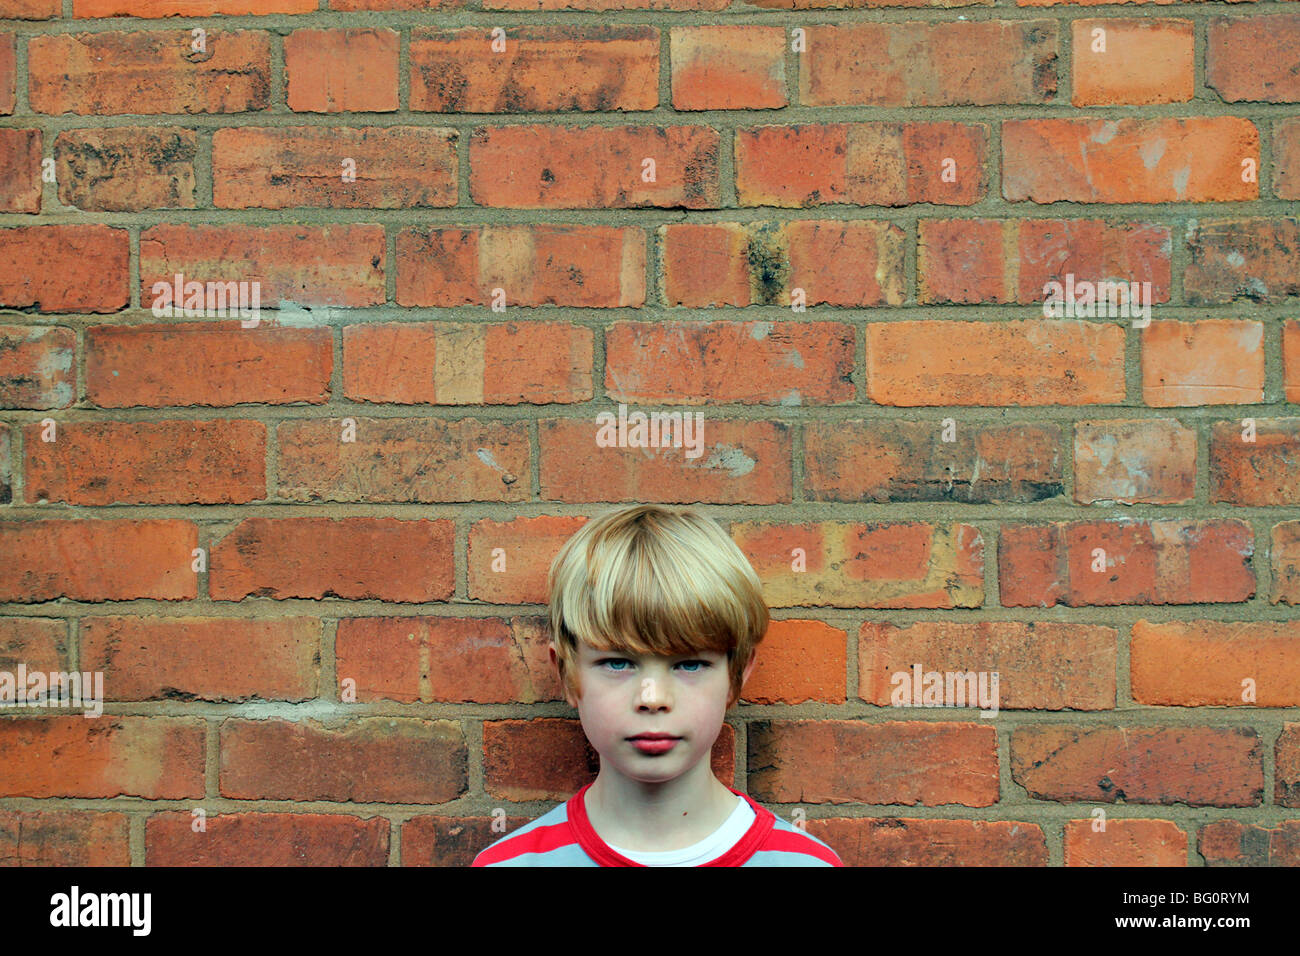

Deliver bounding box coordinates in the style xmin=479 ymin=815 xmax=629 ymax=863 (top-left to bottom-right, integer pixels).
xmin=551 ymin=639 xmax=756 ymax=786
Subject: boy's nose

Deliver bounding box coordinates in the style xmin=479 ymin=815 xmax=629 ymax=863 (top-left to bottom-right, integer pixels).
xmin=636 ymin=676 xmax=672 ymax=710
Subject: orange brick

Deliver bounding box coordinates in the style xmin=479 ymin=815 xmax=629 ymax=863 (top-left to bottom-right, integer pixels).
xmin=285 ymin=28 xmax=399 ymax=113
xmin=54 ymin=127 xmax=197 ymax=211
xmin=467 ymin=514 xmax=588 ymax=605
xmin=1072 ymin=19 xmax=1193 ymax=105
xmin=412 ymin=26 xmax=658 ymax=112
xmin=605 ymin=320 xmax=855 ymax=405
xmin=1185 ymin=218 xmax=1300 ymax=306
xmin=1208 ymin=14 xmax=1300 ymax=103
xmin=86 ymin=323 xmax=333 ymax=408
xmin=1210 ymin=419 xmax=1300 ymax=505
xmin=1132 ymin=619 xmax=1300 ymax=706
xmin=1276 ymin=118 xmax=1300 ymax=199
xmin=670 ymin=25 xmax=786 ymax=110
xmin=1004 ymin=117 xmax=1258 ymax=203
xmin=865 ymin=320 xmax=1126 ymax=406
xmin=1074 ymin=418 xmax=1196 ymax=504
xmin=1200 ymin=820 xmax=1300 ymax=865
xmin=0 ymin=225 xmax=129 ymax=313
xmin=213 ymin=126 xmax=457 ymax=208
xmin=29 ymin=31 xmax=271 ymax=114
xmin=147 ymin=812 xmax=388 ymax=866
xmin=1141 ymin=319 xmax=1265 ymax=406
xmin=470 ymin=125 xmax=720 ymax=209
xmin=802 ymin=21 xmax=1057 ymax=106
xmin=736 ymin=122 xmax=988 ymax=207
xmin=1064 ymin=819 xmax=1188 ymax=866
xmin=276 ymin=417 xmax=529 ymax=503
xmin=814 ymin=817 xmax=1047 ymax=867
xmin=1012 ymin=725 xmax=1262 ymax=806
xmin=0 ymin=325 xmax=75 ymax=408
xmin=742 ymin=619 xmax=847 ymax=704
xmin=342 ymin=322 xmax=593 ymax=405
xmin=0 ymin=129 xmax=40 ymax=212
xmin=0 ymin=811 xmax=131 ymax=866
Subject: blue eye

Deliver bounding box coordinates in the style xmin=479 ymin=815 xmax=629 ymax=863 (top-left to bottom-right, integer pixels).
xmin=599 ymin=659 xmax=631 ymax=671
xmin=676 ymin=661 xmax=709 ymax=672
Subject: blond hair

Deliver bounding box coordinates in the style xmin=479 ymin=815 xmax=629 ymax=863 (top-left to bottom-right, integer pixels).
xmin=548 ymin=504 xmax=769 ymax=707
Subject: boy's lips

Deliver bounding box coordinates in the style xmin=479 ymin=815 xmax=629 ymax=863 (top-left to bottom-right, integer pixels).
xmin=627 ymin=733 xmax=680 ymax=740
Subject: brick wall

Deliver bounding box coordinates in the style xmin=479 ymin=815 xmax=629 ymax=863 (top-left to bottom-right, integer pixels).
xmin=1 ymin=0 xmax=1299 ymax=867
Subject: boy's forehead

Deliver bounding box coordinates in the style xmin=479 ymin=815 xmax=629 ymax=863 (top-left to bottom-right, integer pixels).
xmin=574 ymin=641 xmax=723 ymax=659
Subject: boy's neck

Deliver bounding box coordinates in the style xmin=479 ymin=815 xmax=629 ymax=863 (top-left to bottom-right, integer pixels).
xmin=583 ymin=763 xmax=742 ymax=852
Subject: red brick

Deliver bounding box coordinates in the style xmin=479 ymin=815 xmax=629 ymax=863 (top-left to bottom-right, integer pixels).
xmin=0 ymin=0 xmax=60 ymax=17
xmin=736 ymin=122 xmax=988 ymax=206
xmin=342 ymin=321 xmax=593 ymax=405
xmin=0 ymin=617 xmax=68 ymax=673
xmin=660 ymin=220 xmax=905 ymax=307
xmin=412 ymin=26 xmax=658 ymax=112
xmin=1011 ymin=725 xmax=1262 ymax=806
xmin=220 ymin=717 xmax=466 ymax=803
xmin=80 ymin=616 xmax=320 ymax=702
xmin=25 ymin=419 xmax=266 ymax=505
xmin=865 ymin=320 xmax=1126 ymax=406
xmin=285 ymin=29 xmax=399 ymax=113
xmin=749 ymin=720 xmax=999 ymax=806
xmin=1064 ymin=819 xmax=1188 ymax=866
xmin=0 ymin=519 xmax=197 ymax=602
xmin=1074 ymin=418 xmax=1196 ymax=504
xmin=467 ymin=514 xmax=588 ymax=605
xmin=999 ymin=518 xmax=1255 ymax=608
xmin=396 ymin=224 xmax=645 ymax=308
xmin=1210 ymin=418 xmax=1300 ymax=505
xmin=0 ymin=129 xmax=41 ymax=212
xmin=742 ymin=619 xmax=847 ymax=704
xmin=1141 ymin=319 xmax=1265 ymax=406
xmin=403 ymin=815 xmax=532 ymax=867
xmin=86 ymin=323 xmax=333 ymax=408
xmin=1286 ymin=321 xmax=1300 ymax=402
xmin=731 ymin=520 xmax=984 ymax=609
xmin=470 ymin=125 xmax=720 ymax=208
xmin=276 ymin=417 xmax=530 ymax=503
xmin=1185 ymin=218 xmax=1300 ymax=305
xmin=1208 ymin=14 xmax=1300 ymax=102
xmin=1200 ymin=820 xmax=1300 ymax=866
xmin=332 ymin=0 xmax=466 ymax=8
xmin=605 ymin=321 xmax=855 ymax=405
xmin=0 ymin=424 xmax=9 ymax=503
xmin=1272 ymin=521 xmax=1300 ymax=605
xmin=918 ymin=218 xmax=1172 ymax=305
xmin=0 ymin=811 xmax=131 ymax=866
xmin=1004 ymin=117 xmax=1258 ymax=203
xmin=485 ymin=0 xmax=724 ymax=9
xmin=1072 ymin=19 xmax=1193 ymax=105
xmin=805 ymin=420 xmax=1064 ymax=503
xmin=0 ymin=34 xmax=14 ymax=114
xmin=335 ymin=616 xmax=561 ymax=704
xmin=813 ymin=817 xmax=1047 ymax=867
xmin=209 ymin=518 xmax=454 ymax=603
xmin=860 ymin=620 xmax=1117 ymax=710
xmin=801 ymin=21 xmax=1057 ymax=106
xmin=76 ymin=0 xmax=314 ymax=12
xmin=214 ymin=126 xmax=456 ymax=208
xmin=538 ymin=417 xmax=792 ymax=505
xmin=0 ymin=717 xmax=205 ymax=799
xmin=140 ymin=224 xmax=385 ymax=309
xmin=0 ymin=325 xmax=75 ymax=408
xmin=670 ymin=25 xmax=786 ymax=110
xmin=1276 ymin=118 xmax=1300 ymax=199
xmin=146 ymin=812 xmax=388 ymax=866
xmin=1132 ymin=618 xmax=1300 ymax=706
xmin=55 ymin=127 xmax=197 ymax=211
xmin=1277 ymin=724 xmax=1300 ymax=806
xmin=0 ymin=225 xmax=129 ymax=313
xmin=29 ymin=31 xmax=271 ymax=114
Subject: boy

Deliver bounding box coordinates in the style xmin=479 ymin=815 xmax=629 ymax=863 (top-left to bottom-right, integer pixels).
xmin=473 ymin=503 xmax=843 ymax=867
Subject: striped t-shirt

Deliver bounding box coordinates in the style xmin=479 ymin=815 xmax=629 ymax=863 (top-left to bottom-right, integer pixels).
xmin=472 ymin=782 xmax=843 ymax=867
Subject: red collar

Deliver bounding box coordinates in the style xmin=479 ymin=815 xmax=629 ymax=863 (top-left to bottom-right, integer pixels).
xmin=567 ymin=781 xmax=775 ymax=867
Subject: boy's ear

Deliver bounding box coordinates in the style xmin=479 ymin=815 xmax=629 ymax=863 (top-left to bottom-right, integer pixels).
xmin=549 ymin=641 xmax=579 ymax=708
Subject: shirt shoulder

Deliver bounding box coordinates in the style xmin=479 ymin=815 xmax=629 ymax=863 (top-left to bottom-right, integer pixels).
xmin=743 ymin=813 xmax=844 ymax=867
xmin=471 ymin=799 xmax=598 ymax=867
